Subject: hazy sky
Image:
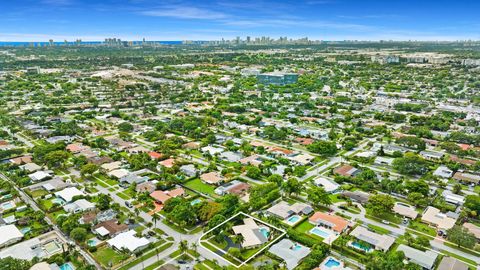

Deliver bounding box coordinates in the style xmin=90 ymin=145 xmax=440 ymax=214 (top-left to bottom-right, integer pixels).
xmin=1 ymin=0 xmax=479 ymax=41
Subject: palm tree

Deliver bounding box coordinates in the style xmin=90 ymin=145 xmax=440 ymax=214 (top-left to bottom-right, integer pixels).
xmin=232 ymin=234 xmax=244 ymax=246
xmin=152 ymin=214 xmax=159 ymax=227
xmin=179 ymin=240 xmax=188 ymax=259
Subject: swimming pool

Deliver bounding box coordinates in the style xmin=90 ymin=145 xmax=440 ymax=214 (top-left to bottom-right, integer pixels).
xmin=190 ymin=198 xmax=202 ymax=205
xmin=20 ymin=227 xmax=31 ymax=234
xmin=1 ymin=201 xmax=15 ymax=210
xmin=51 ymin=198 xmax=65 ymax=205
xmin=292 ymin=243 xmax=303 ymax=251
xmin=60 ymin=262 xmax=75 ymax=270
xmin=310 ymin=227 xmax=332 ymax=238
xmin=87 ymin=237 xmax=101 ymax=247
xmin=351 ymin=241 xmax=371 ymax=252
xmin=44 ymin=241 xmax=62 ymax=254
xmin=325 ymin=258 xmax=340 ymax=268
xmin=259 ymin=227 xmax=270 ymax=238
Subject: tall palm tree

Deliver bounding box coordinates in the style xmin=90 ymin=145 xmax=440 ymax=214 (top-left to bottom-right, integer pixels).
xmin=152 ymin=214 xmax=159 ymax=227
xmin=179 ymin=240 xmax=188 ymax=259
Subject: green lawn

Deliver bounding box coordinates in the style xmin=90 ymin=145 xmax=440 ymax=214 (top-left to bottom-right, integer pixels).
xmin=29 ymin=189 xmax=48 ymax=198
xmin=184 ymin=178 xmax=217 ymax=196
xmin=294 ymin=219 xmax=324 ymax=242
xmin=329 ymin=194 xmax=346 ymax=204
xmin=93 ymin=246 xmax=127 ymax=267
xmin=118 ymin=242 xmax=173 ymax=270
xmin=116 ymin=192 xmax=131 ymax=200
xmin=367 ymin=224 xmax=391 ymax=235
xmin=408 ymin=220 xmax=436 ymax=237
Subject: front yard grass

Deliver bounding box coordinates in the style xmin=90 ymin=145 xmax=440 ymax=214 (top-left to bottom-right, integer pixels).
xmin=408 ymin=220 xmax=436 ymax=237
xmin=184 ymin=178 xmax=217 ymax=197
xmin=93 ymin=246 xmax=127 ymax=267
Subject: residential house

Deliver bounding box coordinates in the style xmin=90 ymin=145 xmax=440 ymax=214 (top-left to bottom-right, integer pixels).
xmin=0 ymin=225 xmax=23 ymax=247
xmin=433 ymin=166 xmax=453 ymax=179
xmin=396 ymin=244 xmax=438 ymax=270
xmin=349 ymin=226 xmax=395 ymax=252
xmin=266 ymin=201 xmax=313 ymax=220
xmin=420 ymin=150 xmax=444 ymax=161
xmin=94 ymin=219 xmax=129 ymax=238
xmin=28 ymin=171 xmax=51 ymax=182
xmin=63 ymin=199 xmax=95 ymax=214
xmin=20 ymin=163 xmax=42 ymax=173
xmin=453 ymin=172 xmax=480 ymax=184
xmin=214 ymin=180 xmax=250 ymax=196
xmin=219 ymin=151 xmax=243 ymax=162
xmin=437 ymin=257 xmax=468 ymax=270
xmin=180 ymin=164 xmax=197 ymax=177
xmin=393 ymin=202 xmax=418 ymax=219
xmin=341 ymin=191 xmax=370 ymax=204
xmin=309 ymin=212 xmax=349 ymax=234
xmin=150 ymin=188 xmax=185 ymax=204
xmin=442 ymin=190 xmax=465 ymax=205
xmin=268 ymin=239 xmax=311 ymax=270
xmin=232 ymin=218 xmax=269 ymax=249
xmin=463 ymin=223 xmax=480 ymax=241
xmin=421 ymin=206 xmax=457 ymax=230
xmin=55 ymin=187 xmax=85 ymax=203
xmin=159 ymin=158 xmax=175 ymax=168
xmin=200 ymin=171 xmax=224 ymax=185
xmin=136 ymin=182 xmax=156 ymax=194
xmin=107 ymin=230 xmax=149 ymax=253
xmin=239 ymin=155 xmax=264 ymax=167
xmin=333 ymin=164 xmax=361 ymax=177
xmin=288 ymin=153 xmax=315 ymax=166
xmin=313 ymin=177 xmax=340 ymax=193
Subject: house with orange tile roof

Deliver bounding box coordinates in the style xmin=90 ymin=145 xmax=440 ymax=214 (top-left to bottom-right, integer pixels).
xmin=309 ymin=212 xmax=350 ymax=234
xmin=150 ymin=187 xmax=185 ymax=204
xmin=294 ymin=137 xmax=314 ymax=146
xmin=200 ymin=171 xmax=224 ymax=185
xmin=333 ymin=164 xmax=361 ymax=177
xmin=159 ymin=158 xmax=175 ymax=168
xmin=148 ymin=151 xmax=163 ymax=159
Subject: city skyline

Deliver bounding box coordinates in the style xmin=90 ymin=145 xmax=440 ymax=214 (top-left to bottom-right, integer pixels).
xmin=1 ymin=0 xmax=480 ymax=42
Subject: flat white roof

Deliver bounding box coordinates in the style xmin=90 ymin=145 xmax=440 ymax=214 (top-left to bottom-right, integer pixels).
xmin=54 ymin=187 xmax=84 ymax=202
xmin=107 ymin=230 xmax=149 ymax=253
xmin=0 ymin=225 xmax=23 ymax=246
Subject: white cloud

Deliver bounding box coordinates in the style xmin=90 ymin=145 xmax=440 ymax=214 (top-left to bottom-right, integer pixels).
xmin=141 ymin=6 xmax=227 ymax=20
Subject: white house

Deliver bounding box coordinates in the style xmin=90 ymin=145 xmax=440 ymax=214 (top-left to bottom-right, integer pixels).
xmin=0 ymin=225 xmax=23 ymax=247
xmin=55 ymin=187 xmax=85 ymax=203
xmin=107 ymin=230 xmax=150 ymax=253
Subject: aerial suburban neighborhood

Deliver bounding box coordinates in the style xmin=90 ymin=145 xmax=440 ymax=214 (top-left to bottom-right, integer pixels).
xmin=1 ymin=12 xmax=480 ymax=270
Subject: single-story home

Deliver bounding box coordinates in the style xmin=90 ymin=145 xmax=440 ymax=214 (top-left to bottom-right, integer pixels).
xmin=442 ymin=190 xmax=465 ymax=205
xmin=239 ymin=155 xmax=263 ymax=167
xmin=437 ymin=256 xmax=468 ymax=270
xmin=214 ymin=180 xmax=250 ymax=196
xmin=107 ymin=230 xmax=149 ymax=253
xmin=266 ymin=201 xmax=313 ymax=220
xmin=201 ymin=145 xmax=224 ymax=155
xmin=200 ymin=171 xmax=225 ymax=185
xmin=313 ymin=177 xmax=340 ymax=193
xmin=63 ymin=199 xmax=95 ymax=214
xmin=94 ymin=219 xmax=129 ymax=238
xmin=309 ymin=212 xmax=349 ymax=234
xmin=374 ymin=156 xmax=394 ymax=166
xmin=136 ymin=182 xmax=156 ymax=194
xmin=28 ymin=171 xmax=51 ymax=182
xmin=333 ymin=164 xmax=361 ymax=177
xmin=433 ymin=165 xmax=453 ymax=179
xmin=232 ymin=218 xmax=268 ymax=249
xmin=159 ymin=158 xmax=175 ymax=168
xmin=20 ymin=163 xmax=42 ymax=173
xmin=420 ymin=150 xmax=444 ymax=161
xmin=341 ymin=191 xmax=370 ymax=204
xmin=393 ymin=202 xmax=418 ymax=219
xmin=396 ymin=244 xmax=438 ymax=270
xmin=219 ymin=151 xmax=243 ymax=162
xmin=421 ymin=206 xmax=457 ymax=230
xmin=463 ymin=223 xmax=480 ymax=240
xmin=349 ymin=226 xmax=395 ymax=252
xmin=288 ymin=153 xmax=315 ymax=166
xmin=0 ymin=225 xmax=23 ymax=247
xmin=180 ymin=164 xmax=197 ymax=177
xmin=55 ymin=187 xmax=85 ymax=203
xmin=108 ymin=168 xmax=130 ymax=179
xmin=101 ymin=161 xmax=123 ymax=172
xmin=150 ymin=188 xmax=185 ymax=204
xmin=268 ymin=239 xmax=311 ymax=270
xmin=120 ymin=174 xmax=148 ymax=185
xmin=453 ymin=172 xmax=480 ymax=184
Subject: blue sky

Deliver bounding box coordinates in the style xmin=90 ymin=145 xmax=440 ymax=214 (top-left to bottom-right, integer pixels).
xmin=1 ymin=0 xmax=479 ymax=41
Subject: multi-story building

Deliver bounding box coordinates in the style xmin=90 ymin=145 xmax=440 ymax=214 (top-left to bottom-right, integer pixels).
xmin=257 ymin=72 xmax=298 ymax=85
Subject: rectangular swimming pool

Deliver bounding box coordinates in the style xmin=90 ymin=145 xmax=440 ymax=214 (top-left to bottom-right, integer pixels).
xmin=310 ymin=227 xmax=332 ymax=238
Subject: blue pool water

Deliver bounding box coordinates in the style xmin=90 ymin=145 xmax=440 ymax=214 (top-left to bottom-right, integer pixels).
xmin=351 ymin=241 xmax=371 ymax=252
xmin=292 ymin=244 xmax=302 ymax=251
xmin=60 ymin=263 xmax=75 ymax=270
xmin=87 ymin=238 xmax=100 ymax=247
xmin=190 ymin=198 xmax=202 ymax=205
xmin=287 ymin=215 xmax=300 ymax=223
xmin=310 ymin=227 xmax=331 ymax=238
xmin=20 ymin=227 xmax=31 ymax=234
xmin=1 ymin=202 xmax=14 ymax=210
xmin=325 ymin=258 xmax=341 ymax=268
xmin=259 ymin=227 xmax=269 ymax=238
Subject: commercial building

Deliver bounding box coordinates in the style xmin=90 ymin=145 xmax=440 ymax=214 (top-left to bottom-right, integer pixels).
xmin=257 ymin=72 xmax=298 ymax=85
